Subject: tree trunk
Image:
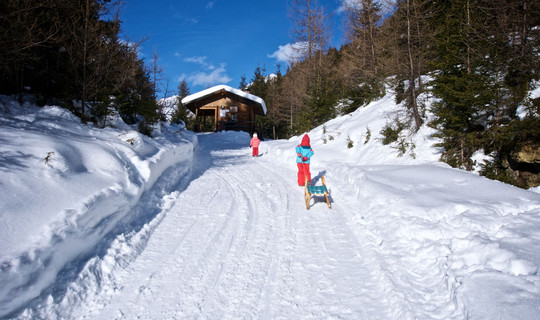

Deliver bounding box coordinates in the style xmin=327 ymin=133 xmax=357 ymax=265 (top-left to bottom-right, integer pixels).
xmin=407 ymin=0 xmax=421 ymax=129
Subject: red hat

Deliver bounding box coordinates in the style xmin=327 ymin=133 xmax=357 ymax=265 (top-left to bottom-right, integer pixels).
xmin=301 ymin=134 xmax=310 ymax=146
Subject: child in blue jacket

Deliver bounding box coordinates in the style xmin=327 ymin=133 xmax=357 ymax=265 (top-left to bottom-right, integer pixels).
xmin=296 ymin=134 xmax=314 ymax=186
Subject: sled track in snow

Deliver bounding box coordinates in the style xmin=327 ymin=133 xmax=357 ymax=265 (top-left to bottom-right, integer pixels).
xmin=136 ymin=138 xmax=398 ymax=318
xmin=116 ymin=144 xmax=411 ymax=319
xmin=13 ymin=133 xmax=462 ymax=319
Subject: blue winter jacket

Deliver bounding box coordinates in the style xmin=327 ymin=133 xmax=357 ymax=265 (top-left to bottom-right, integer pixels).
xmin=296 ymin=145 xmax=314 ymax=164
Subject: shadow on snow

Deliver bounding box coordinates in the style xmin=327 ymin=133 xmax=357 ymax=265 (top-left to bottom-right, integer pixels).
xmin=2 ymin=132 xmax=251 ymax=318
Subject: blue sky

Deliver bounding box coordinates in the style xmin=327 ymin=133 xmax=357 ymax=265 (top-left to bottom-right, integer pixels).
xmin=120 ymin=0 xmax=347 ymax=97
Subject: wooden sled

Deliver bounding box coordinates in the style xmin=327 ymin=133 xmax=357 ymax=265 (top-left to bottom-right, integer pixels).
xmin=304 ymin=176 xmax=331 ymax=210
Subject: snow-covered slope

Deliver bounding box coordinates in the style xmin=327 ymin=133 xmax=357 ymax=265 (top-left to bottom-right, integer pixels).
xmin=1 ymin=88 xmax=540 ymax=319
xmin=0 ymin=98 xmax=196 ymax=318
xmin=266 ymin=85 xmax=441 ymax=167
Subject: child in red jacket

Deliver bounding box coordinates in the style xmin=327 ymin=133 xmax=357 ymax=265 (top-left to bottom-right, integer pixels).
xmin=250 ymin=133 xmax=260 ymax=157
xmin=296 ymin=134 xmax=314 ymax=186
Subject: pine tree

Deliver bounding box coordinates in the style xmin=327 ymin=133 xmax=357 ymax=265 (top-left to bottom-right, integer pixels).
xmin=429 ymin=0 xmax=540 ymax=176
xmin=388 ymin=0 xmax=433 ymax=130
xmin=339 ymin=0 xmax=385 ymax=114
xmin=260 ymin=65 xmax=286 ymax=139
xmin=238 ymin=75 xmax=248 ymax=90
xmin=248 ymin=65 xmax=272 ymax=138
xmin=0 ymin=0 xmax=161 ymax=134
xmin=171 ymin=80 xmax=193 ymax=129
xmin=428 ymin=0 xmax=492 ymax=169
xmin=249 ymin=65 xmax=268 ymax=99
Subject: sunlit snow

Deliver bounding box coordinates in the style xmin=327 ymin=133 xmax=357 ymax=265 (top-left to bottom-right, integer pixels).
xmin=1 ymin=87 xmax=540 ymax=319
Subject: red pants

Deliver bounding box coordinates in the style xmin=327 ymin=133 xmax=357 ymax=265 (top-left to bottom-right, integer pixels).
xmin=297 ymin=163 xmax=311 ymax=186
xmin=252 ymin=147 xmax=259 ymax=156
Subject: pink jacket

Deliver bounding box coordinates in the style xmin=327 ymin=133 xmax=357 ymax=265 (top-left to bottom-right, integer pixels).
xmin=250 ymin=137 xmax=260 ymax=148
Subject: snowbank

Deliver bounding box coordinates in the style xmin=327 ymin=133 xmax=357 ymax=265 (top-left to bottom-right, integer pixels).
xmin=0 ymin=98 xmax=196 ymax=317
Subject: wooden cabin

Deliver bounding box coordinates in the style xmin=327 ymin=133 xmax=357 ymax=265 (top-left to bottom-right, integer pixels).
xmin=181 ymin=85 xmax=267 ymax=134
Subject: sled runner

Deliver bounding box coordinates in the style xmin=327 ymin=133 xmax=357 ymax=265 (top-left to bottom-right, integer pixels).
xmin=304 ymin=176 xmax=331 ymax=210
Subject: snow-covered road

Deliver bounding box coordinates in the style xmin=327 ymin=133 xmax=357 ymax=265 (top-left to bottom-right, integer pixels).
xmin=65 ymin=133 xmax=402 ymax=319
xmin=5 ymin=125 xmax=540 ymax=319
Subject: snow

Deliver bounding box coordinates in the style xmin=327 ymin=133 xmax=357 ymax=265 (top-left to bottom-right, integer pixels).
xmin=181 ymin=84 xmax=268 ymax=115
xmin=517 ymin=80 xmax=540 ymax=119
xmin=530 ymin=80 xmax=540 ymax=100
xmin=1 ymin=87 xmax=540 ymax=319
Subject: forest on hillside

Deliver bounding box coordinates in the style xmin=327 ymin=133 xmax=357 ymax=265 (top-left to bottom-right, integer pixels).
xmin=0 ymin=0 xmax=161 ymax=134
xmin=1 ymin=0 xmax=539 ymax=188
xmin=238 ymin=0 xmax=540 ymax=189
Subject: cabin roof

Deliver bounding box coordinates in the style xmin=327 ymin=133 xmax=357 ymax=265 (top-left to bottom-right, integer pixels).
xmin=181 ymin=84 xmax=267 ymax=115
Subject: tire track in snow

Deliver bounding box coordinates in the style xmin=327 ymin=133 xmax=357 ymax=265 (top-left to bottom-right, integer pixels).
xmin=32 ymin=133 xmax=427 ymax=319
xmin=265 ymin=179 xmax=396 ymax=319
xmin=105 ymin=139 xmax=398 ymax=319
xmin=196 ymin=160 xmax=291 ymax=319
xmin=87 ymin=144 xmax=282 ymax=319
xmin=186 ymin=152 xmax=398 ymax=319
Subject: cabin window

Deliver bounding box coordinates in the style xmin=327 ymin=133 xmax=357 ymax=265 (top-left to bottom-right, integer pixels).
xmin=230 ymin=106 xmax=238 ymax=121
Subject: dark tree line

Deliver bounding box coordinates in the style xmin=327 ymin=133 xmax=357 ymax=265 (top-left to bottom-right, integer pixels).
xmin=428 ymin=0 xmax=540 ymax=187
xmin=247 ymin=0 xmax=539 ymax=187
xmin=0 ymin=0 xmax=160 ymax=133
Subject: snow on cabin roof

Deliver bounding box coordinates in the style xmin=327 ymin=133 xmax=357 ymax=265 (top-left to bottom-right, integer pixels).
xmin=181 ymin=84 xmax=267 ymax=115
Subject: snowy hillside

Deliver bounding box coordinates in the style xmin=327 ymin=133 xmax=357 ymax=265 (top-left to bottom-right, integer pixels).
xmin=1 ymin=88 xmax=540 ymax=319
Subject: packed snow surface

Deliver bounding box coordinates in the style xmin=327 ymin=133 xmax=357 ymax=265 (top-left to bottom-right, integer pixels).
xmin=1 ymin=90 xmax=540 ymax=319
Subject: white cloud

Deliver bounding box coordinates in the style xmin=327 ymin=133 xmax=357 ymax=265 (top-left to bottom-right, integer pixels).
xmin=268 ymin=42 xmax=307 ymax=64
xmin=187 ymin=63 xmax=232 ymax=87
xmin=336 ymin=0 xmax=350 ymax=13
xmin=184 ymin=56 xmax=206 ymax=64
xmin=335 ymin=0 xmax=364 ymax=14
xmin=183 ymin=57 xmax=231 ymax=87
xmin=184 ymin=56 xmax=210 ymax=68
xmin=205 ymin=1 xmax=214 ymax=9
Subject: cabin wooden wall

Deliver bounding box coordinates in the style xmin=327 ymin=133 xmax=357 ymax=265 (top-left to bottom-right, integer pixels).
xmin=197 ymin=97 xmax=255 ymax=122
xmin=194 ymin=96 xmax=255 ymax=132
xmin=198 ymin=97 xmax=250 ymax=122
xmin=187 ymin=89 xmax=264 ymax=133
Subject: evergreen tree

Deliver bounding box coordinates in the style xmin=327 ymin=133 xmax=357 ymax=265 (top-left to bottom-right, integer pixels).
xmin=248 ymin=65 xmax=268 ymax=99
xmin=238 ymin=75 xmax=248 ymax=90
xmin=260 ymin=65 xmax=294 ymax=140
xmin=248 ymin=65 xmax=272 ymax=138
xmin=338 ymin=0 xmax=386 ymax=114
xmin=0 ymin=0 xmax=161 ymax=134
xmin=428 ymin=0 xmax=492 ymax=169
xmin=429 ymin=0 xmax=540 ymax=176
xmin=171 ymin=80 xmax=193 ymax=129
